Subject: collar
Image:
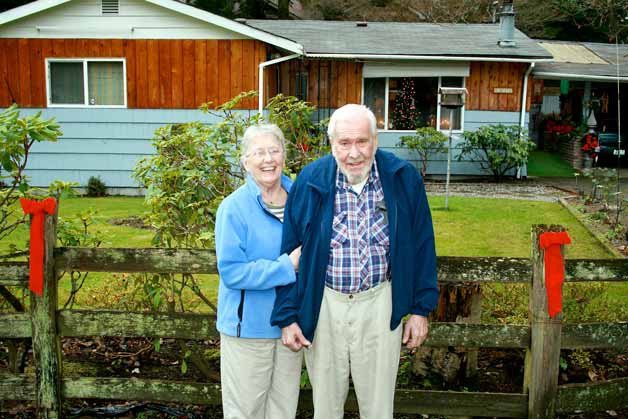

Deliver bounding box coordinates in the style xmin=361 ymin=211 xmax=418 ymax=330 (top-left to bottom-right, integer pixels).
xmin=335 ymin=160 xmax=380 ymax=192
xmin=245 ymin=173 xmax=293 ymax=199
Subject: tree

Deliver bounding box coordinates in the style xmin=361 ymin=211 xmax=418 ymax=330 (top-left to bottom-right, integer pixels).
xmin=193 ymin=0 xmax=236 ymax=19
xmin=398 ymin=127 xmax=447 ymax=177
xmin=391 ymin=78 xmax=420 ymax=130
xmin=517 ymin=0 xmax=628 ymax=43
xmin=458 ymin=124 xmax=535 ymax=182
xmin=278 ymin=0 xmax=290 ymax=18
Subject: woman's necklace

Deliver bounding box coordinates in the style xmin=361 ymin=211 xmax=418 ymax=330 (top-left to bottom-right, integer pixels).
xmin=264 ymin=188 xmax=287 ymax=206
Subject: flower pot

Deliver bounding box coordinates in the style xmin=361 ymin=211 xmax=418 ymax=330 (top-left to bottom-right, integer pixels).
xmin=583 ymin=155 xmax=593 ymax=169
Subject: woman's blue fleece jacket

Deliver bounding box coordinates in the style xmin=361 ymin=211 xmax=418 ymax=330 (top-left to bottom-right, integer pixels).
xmin=215 ymin=175 xmax=296 ymax=338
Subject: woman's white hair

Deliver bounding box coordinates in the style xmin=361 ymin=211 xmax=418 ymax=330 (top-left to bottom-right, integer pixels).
xmin=327 ymin=104 xmax=377 ymax=140
xmin=240 ymin=123 xmax=286 ymax=165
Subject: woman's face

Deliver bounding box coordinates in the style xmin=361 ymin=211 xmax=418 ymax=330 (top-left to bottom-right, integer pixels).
xmin=243 ymin=133 xmax=285 ymax=189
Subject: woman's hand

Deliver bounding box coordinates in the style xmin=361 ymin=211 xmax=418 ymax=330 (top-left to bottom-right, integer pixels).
xmin=289 ymin=246 xmax=302 ymax=271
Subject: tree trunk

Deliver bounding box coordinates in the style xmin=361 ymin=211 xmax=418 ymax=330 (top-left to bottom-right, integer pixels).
xmin=412 ymin=284 xmax=482 ymax=419
xmin=413 ymin=284 xmax=482 ymax=385
xmin=278 ymin=0 xmax=289 ymax=18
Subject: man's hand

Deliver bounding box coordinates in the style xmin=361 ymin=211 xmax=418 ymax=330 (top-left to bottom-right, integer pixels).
xmin=288 ymin=246 xmax=302 ymax=272
xmin=402 ymin=315 xmax=429 ymax=350
xmin=281 ymin=322 xmax=311 ymax=352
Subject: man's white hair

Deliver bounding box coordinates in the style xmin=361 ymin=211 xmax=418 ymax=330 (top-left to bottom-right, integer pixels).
xmin=240 ymin=123 xmax=286 ymax=165
xmin=327 ymin=104 xmax=377 ymax=140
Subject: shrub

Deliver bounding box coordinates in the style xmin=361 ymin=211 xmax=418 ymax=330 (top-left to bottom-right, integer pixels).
xmin=458 ymin=124 xmax=535 ymax=182
xmin=398 ymin=127 xmax=448 ymax=177
xmin=86 ymin=176 xmax=107 ymax=197
xmin=0 ymin=104 xmax=62 ymax=249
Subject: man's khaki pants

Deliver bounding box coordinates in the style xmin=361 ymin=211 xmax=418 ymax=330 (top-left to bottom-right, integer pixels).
xmin=220 ymin=334 xmax=303 ymax=419
xmin=305 ymin=281 xmax=402 ymax=419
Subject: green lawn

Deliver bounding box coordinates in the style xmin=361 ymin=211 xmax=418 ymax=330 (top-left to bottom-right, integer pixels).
xmin=3 ymin=195 xmax=612 ymax=258
xmin=1 ymin=195 xmax=624 ymax=319
xmin=430 ymin=196 xmax=611 ymax=259
xmin=527 ymin=150 xmax=577 ymax=177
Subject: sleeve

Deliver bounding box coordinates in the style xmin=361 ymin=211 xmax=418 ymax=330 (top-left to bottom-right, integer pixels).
xmin=271 ymin=179 xmax=303 ymax=328
xmin=215 ymin=198 xmax=296 ymax=291
xmin=410 ymin=171 xmax=440 ymax=317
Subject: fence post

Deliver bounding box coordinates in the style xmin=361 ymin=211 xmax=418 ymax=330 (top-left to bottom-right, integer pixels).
xmin=29 ymin=211 xmax=61 ymax=418
xmin=524 ymin=225 xmax=564 ymax=419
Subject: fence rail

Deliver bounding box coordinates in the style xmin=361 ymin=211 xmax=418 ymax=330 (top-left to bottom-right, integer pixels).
xmin=0 ymin=219 xmax=627 ymax=418
xmin=2 ymin=251 xmax=627 ymax=287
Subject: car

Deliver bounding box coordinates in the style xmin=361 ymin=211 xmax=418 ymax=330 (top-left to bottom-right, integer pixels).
xmin=596 ymin=132 xmax=628 ymax=166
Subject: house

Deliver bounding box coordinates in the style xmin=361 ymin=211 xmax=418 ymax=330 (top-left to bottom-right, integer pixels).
xmin=0 ymin=0 xmax=552 ymax=193
xmin=530 ymin=40 xmax=628 ymax=168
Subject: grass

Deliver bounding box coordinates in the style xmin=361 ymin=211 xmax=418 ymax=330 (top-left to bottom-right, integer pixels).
xmin=1 ymin=195 xmax=624 ymax=318
xmin=430 ymin=196 xmax=611 ymax=259
xmin=527 ymin=150 xmax=577 ymax=178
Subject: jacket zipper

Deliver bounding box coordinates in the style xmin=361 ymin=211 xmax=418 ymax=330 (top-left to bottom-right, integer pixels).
xmin=236 ymin=289 xmax=245 ymax=337
xmin=236 ymin=198 xmax=282 ymax=337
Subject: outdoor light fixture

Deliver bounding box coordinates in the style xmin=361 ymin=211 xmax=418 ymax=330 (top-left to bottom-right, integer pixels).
xmin=439 ymin=87 xmax=468 ymax=210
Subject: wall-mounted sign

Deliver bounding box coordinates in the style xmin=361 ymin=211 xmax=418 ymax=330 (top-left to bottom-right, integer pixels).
xmin=493 ymin=87 xmax=513 ymax=94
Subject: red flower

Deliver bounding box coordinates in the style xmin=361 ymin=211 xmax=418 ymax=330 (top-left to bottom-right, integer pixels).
xmin=297 ymin=141 xmax=310 ymax=153
xmin=582 ymin=134 xmax=599 ymax=158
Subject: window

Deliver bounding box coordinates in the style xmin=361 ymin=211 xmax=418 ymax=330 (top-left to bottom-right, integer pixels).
xmin=363 ymin=76 xmax=465 ymax=131
xmin=47 ymin=59 xmax=126 ymax=107
xmin=295 ymin=71 xmax=308 ymax=101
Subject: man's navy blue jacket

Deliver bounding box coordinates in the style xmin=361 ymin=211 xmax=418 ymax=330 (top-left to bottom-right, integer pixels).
xmin=271 ymin=149 xmax=439 ymax=342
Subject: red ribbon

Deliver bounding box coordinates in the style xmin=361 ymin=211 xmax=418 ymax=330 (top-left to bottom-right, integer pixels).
xmin=539 ymin=231 xmax=571 ymax=318
xmin=20 ymin=197 xmax=57 ymax=296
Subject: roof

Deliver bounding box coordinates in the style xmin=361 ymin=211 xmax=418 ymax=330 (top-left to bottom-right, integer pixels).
xmin=0 ymin=0 xmax=303 ymax=54
xmin=246 ymin=20 xmax=553 ymax=61
xmin=534 ymin=41 xmax=628 ymax=81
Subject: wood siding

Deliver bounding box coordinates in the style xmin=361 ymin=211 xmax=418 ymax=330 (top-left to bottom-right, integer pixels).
xmin=271 ymin=59 xmax=363 ymax=108
xmin=0 ymin=38 xmax=267 ymax=109
xmin=466 ymin=62 xmax=533 ymax=112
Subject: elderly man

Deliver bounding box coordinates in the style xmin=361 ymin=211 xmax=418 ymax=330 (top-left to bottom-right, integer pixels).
xmin=271 ymin=104 xmax=438 ymax=419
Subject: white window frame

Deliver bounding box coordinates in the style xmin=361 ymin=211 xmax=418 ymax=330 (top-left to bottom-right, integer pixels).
xmin=46 ymin=58 xmax=127 ymax=108
xmin=361 ymin=76 xmax=466 ymax=133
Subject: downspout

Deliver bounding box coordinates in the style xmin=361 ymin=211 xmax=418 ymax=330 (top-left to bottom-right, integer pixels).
xmin=258 ymin=53 xmax=301 ymax=114
xmin=518 ymin=62 xmax=535 ymax=178
xmin=520 ymin=62 xmax=535 ymax=129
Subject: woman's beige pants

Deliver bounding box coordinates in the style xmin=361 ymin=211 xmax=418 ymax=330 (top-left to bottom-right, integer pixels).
xmin=220 ymin=334 xmax=303 ymax=419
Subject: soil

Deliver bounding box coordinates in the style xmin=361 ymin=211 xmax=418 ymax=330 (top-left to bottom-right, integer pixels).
xmin=107 ymin=216 xmax=153 ymax=230
xmin=562 ymin=195 xmax=628 ymax=256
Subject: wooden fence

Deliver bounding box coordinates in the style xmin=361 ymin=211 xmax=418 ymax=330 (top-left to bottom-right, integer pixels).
xmin=0 ymin=216 xmax=627 ymax=418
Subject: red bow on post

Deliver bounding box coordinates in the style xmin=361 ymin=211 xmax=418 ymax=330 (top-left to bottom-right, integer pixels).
xmin=539 ymin=231 xmax=571 ymax=318
xmin=20 ymin=197 xmax=57 ymax=296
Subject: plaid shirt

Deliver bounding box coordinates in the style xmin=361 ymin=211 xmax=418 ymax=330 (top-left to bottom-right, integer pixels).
xmin=325 ymin=162 xmax=390 ymax=293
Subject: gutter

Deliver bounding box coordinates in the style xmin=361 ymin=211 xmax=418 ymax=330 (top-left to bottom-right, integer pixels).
xmin=258 ymin=54 xmax=301 ymax=113
xmin=533 ymin=72 xmax=628 ymax=82
xmin=520 ymin=62 xmax=534 ymax=129
xmin=306 ymin=53 xmax=553 ymax=63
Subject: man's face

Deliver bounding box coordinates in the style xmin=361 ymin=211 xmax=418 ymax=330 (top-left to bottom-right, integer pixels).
xmin=331 ymin=116 xmax=377 ymax=185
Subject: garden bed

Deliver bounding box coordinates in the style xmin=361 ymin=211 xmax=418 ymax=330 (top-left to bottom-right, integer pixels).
xmin=1 ymin=336 xmax=625 ymax=418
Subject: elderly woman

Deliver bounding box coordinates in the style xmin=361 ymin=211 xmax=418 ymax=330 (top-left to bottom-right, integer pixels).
xmin=215 ymin=124 xmax=302 ymax=419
